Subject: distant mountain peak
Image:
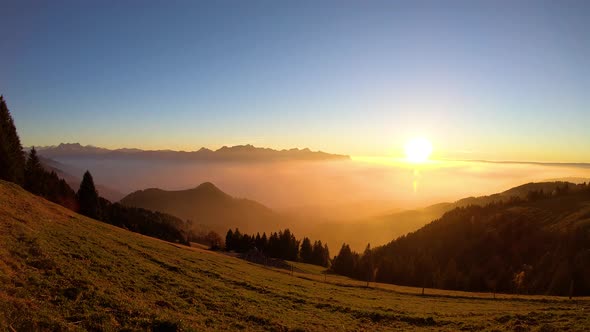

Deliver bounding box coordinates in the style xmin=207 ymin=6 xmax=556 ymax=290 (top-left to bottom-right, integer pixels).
xmin=194 ymin=181 xmax=223 ymax=193
xmin=58 ymin=142 xmax=82 ymax=148
xmin=215 ymin=144 xmax=258 ymax=152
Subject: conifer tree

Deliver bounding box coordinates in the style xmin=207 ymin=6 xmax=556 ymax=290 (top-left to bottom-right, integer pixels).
xmin=300 ymin=237 xmax=313 ymax=263
xmin=312 ymin=240 xmax=329 ymax=267
xmin=0 ymin=96 xmax=25 ymax=184
xmin=322 ymin=243 xmax=330 ymax=267
xmin=332 ymin=243 xmax=357 ymax=277
xmin=225 ymin=229 xmax=234 ymax=250
xmin=261 ymin=232 xmax=268 ymax=252
xmin=77 ymin=170 xmax=100 ymax=219
xmin=360 ymin=243 xmax=374 ymax=286
xmin=24 ymin=147 xmax=43 ymax=194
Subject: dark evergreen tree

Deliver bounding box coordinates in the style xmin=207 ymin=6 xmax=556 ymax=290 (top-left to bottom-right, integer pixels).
xmin=233 ymin=228 xmax=243 ymax=251
xmin=332 ymin=243 xmax=358 ymax=277
xmin=225 ymin=229 xmax=234 ymax=251
xmin=77 ymin=170 xmax=99 ymax=219
xmin=24 ymin=147 xmax=43 ymax=194
xmin=300 ymin=237 xmax=313 ymax=263
xmin=0 ymin=96 xmax=25 ymax=184
xmin=268 ymin=232 xmax=280 ymax=256
xmin=360 ymin=243 xmax=374 ymax=286
xmin=278 ymin=229 xmax=299 ymax=261
xmin=255 ymin=232 xmax=268 ymax=251
xmin=312 ymin=240 xmax=330 ymax=267
xmin=322 ymin=243 xmax=330 ymax=267
xmin=260 ymin=232 xmax=268 ymax=252
xmin=241 ymin=233 xmax=253 ymax=251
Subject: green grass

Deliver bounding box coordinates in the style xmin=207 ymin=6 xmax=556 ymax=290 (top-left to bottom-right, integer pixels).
xmin=1 ymin=180 xmax=589 ymax=331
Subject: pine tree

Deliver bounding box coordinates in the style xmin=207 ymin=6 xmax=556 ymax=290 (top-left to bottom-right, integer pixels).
xmin=332 ymin=243 xmax=358 ymax=277
xmin=24 ymin=147 xmax=43 ymax=194
xmin=279 ymin=229 xmax=299 ymax=261
xmin=322 ymin=243 xmax=330 ymax=267
xmin=0 ymin=96 xmax=25 ymax=184
xmin=233 ymin=228 xmax=242 ymax=251
xmin=260 ymin=232 xmax=268 ymax=252
xmin=360 ymin=243 xmax=374 ymax=286
xmin=312 ymin=240 xmax=328 ymax=266
xmin=255 ymin=232 xmax=262 ymax=250
xmin=77 ymin=170 xmax=99 ymax=219
xmin=268 ymin=232 xmax=280 ymax=257
xmin=225 ymin=229 xmax=234 ymax=251
xmin=300 ymin=237 xmax=313 ymax=263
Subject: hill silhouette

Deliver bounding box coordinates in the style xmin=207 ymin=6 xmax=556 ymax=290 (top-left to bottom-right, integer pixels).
xmin=120 ymin=182 xmax=281 ymax=235
xmin=374 ymin=182 xmax=578 ymax=238
xmin=305 ymin=182 xmax=578 ymax=251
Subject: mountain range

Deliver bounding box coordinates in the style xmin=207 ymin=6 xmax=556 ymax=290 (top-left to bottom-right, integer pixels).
xmin=36 ymin=143 xmax=350 ymax=162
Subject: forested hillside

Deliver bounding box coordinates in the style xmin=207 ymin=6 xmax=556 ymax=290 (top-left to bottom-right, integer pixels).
xmin=332 ymin=183 xmax=590 ymax=296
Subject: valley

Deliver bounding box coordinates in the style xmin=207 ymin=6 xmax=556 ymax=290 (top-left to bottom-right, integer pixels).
xmin=1 ymin=180 xmax=588 ymax=331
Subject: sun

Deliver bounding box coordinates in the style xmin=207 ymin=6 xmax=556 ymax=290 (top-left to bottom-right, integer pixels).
xmin=404 ymin=137 xmax=433 ymax=163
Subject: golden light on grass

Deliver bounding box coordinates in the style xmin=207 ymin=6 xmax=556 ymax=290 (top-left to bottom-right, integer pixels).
xmin=404 ymin=137 xmax=433 ymax=163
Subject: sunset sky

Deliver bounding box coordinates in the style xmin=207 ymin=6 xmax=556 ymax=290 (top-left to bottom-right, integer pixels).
xmin=1 ymin=1 xmax=589 ymax=162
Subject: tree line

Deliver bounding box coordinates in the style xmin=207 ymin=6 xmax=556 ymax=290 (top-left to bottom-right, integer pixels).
xmin=225 ymin=228 xmax=330 ymax=267
xmin=0 ymin=95 xmax=190 ymax=245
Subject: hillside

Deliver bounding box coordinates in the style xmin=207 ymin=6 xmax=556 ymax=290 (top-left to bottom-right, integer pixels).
xmin=305 ymin=182 xmax=576 ymax=251
xmin=353 ymin=182 xmax=578 ymax=248
xmin=1 ymin=180 xmax=589 ymax=331
xmin=367 ymin=183 xmax=590 ymax=296
xmin=120 ymin=182 xmax=281 ymax=235
xmin=452 ymin=181 xmax=577 ymax=208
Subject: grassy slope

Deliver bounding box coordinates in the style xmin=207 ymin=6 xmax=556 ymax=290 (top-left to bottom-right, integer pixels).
xmin=1 ymin=180 xmax=589 ymax=331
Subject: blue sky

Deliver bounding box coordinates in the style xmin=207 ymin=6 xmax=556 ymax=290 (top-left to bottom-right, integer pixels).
xmin=1 ymin=1 xmax=589 ymax=161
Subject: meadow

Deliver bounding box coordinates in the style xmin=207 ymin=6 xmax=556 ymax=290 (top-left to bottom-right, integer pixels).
xmin=1 ymin=180 xmax=588 ymax=331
